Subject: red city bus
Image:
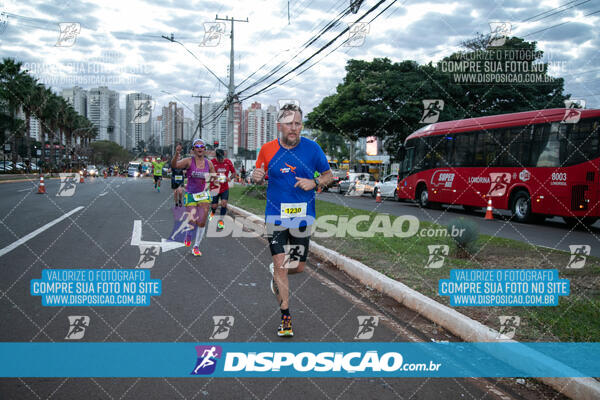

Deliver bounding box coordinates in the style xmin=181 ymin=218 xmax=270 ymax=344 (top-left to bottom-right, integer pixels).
xmin=395 ymin=108 xmax=600 ymax=226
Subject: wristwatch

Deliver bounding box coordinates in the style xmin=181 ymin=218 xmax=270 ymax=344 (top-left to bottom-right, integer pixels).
xmin=313 ymin=176 xmax=320 ymax=188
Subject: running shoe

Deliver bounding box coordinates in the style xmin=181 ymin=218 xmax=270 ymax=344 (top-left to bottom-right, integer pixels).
xmin=184 ymin=234 xmax=192 ymax=247
xmin=269 ymin=263 xmax=279 ymax=297
xmin=278 ymin=315 xmax=293 ymax=337
xmin=217 ymin=220 xmax=224 ymax=229
xmin=209 ymin=211 xmax=215 ymax=220
xmin=192 ymin=246 xmax=202 ymax=256
xmin=157 ymin=187 xmax=160 ymax=193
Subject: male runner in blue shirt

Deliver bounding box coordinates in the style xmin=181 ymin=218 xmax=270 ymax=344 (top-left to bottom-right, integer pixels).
xmin=253 ymin=103 xmax=333 ymax=337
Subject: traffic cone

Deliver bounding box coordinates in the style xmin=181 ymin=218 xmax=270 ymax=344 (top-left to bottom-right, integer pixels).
xmin=37 ymin=176 xmax=46 ymax=194
xmin=485 ymin=199 xmax=494 ymax=220
xmin=103 ymin=170 xmax=107 ymax=179
xmin=376 ymin=190 xmax=382 ymax=203
xmin=79 ymin=173 xmax=84 ymax=183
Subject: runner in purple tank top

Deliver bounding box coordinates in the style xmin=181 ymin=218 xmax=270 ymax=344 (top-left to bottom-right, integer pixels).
xmin=171 ymin=139 xmax=216 ymax=256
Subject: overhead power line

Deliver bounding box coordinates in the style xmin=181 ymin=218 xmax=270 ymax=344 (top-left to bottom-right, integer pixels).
xmin=237 ymin=0 xmax=393 ymax=102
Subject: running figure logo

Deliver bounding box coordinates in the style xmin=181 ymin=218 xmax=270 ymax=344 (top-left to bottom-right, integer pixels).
xmin=55 ymin=22 xmax=81 ymax=47
xmin=496 ymin=315 xmax=520 ymax=339
xmin=425 ymin=245 xmax=449 ymax=269
xmin=57 ymin=173 xmax=78 ymax=197
xmin=354 ymin=316 xmax=379 ymax=339
xmin=562 ymin=99 xmax=585 ymax=124
xmin=199 ymin=22 xmax=225 ymax=47
xmin=488 ymin=22 xmax=511 ymax=47
xmin=420 ymin=100 xmax=444 ymax=124
xmin=169 ymin=208 xmax=198 ymax=243
xmin=283 ymin=244 xmax=305 ymax=270
xmin=131 ymin=99 xmax=155 ymax=124
xmin=345 ymin=22 xmax=369 ymax=47
xmin=209 ymin=316 xmax=234 ymax=340
xmin=191 ymin=345 xmax=222 ymax=375
xmin=136 ymin=245 xmax=160 ymax=269
xmin=567 ymin=245 xmax=590 ymax=269
xmin=487 ymin=173 xmax=511 ymax=197
xmin=65 ymin=316 xmax=90 ymax=340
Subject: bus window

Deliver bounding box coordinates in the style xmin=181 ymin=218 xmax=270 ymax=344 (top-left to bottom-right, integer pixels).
xmin=451 ymin=132 xmax=475 ymax=167
xmin=534 ymin=123 xmax=561 ymax=167
xmin=473 ymin=131 xmax=499 ymax=167
xmin=400 ymin=147 xmax=414 ymax=179
xmin=564 ymin=118 xmax=599 ymax=166
xmin=507 ymin=126 xmax=531 ymax=167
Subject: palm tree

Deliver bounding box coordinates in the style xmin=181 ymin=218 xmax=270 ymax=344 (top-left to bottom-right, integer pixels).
xmin=0 ymin=58 xmax=28 ymax=164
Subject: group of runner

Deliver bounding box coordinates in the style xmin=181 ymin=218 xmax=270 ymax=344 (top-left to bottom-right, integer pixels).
xmin=161 ymin=102 xmax=333 ymax=338
xmin=169 ymin=140 xmax=235 ymax=256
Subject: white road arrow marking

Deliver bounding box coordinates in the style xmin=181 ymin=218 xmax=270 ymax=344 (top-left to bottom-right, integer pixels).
xmin=130 ymin=220 xmax=184 ymax=252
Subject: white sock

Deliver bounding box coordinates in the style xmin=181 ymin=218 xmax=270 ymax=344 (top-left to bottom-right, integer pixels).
xmin=194 ymin=226 xmax=205 ymax=247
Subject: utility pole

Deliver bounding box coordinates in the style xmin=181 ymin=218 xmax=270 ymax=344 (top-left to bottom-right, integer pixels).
xmin=191 ymin=94 xmax=210 ymax=142
xmin=215 ymin=14 xmax=248 ymax=160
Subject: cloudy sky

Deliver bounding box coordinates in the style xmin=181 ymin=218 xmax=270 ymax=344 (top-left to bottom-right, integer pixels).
xmin=1 ymin=0 xmax=599 ymax=119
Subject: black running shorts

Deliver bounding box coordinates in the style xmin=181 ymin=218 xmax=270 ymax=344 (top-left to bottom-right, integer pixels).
xmin=266 ymin=223 xmax=311 ymax=262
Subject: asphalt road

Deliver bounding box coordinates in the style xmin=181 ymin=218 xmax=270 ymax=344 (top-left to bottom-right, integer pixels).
xmin=0 ymin=177 xmax=561 ymax=399
xmin=318 ymin=190 xmax=600 ymax=257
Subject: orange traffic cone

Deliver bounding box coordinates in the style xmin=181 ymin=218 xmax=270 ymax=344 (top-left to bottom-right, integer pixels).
xmin=37 ymin=176 xmax=46 ymax=194
xmin=376 ymin=190 xmax=382 ymax=203
xmin=79 ymin=173 xmax=84 ymax=183
xmin=103 ymin=170 xmax=107 ymax=179
xmin=485 ymin=199 xmax=494 ymax=220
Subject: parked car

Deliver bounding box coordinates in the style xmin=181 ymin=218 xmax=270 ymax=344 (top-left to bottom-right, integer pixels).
xmin=339 ymin=172 xmax=375 ymax=194
xmin=86 ymin=165 xmax=98 ymax=176
xmin=373 ymin=174 xmax=398 ymax=198
xmin=0 ymin=161 xmax=14 ymax=173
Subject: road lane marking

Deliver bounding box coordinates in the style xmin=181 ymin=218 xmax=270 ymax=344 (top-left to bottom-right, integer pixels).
xmin=17 ymin=188 xmax=33 ymax=192
xmin=0 ymin=206 xmax=84 ymax=258
xmin=130 ymin=220 xmax=184 ymax=252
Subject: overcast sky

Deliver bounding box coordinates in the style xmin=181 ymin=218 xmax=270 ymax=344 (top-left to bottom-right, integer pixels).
xmin=1 ymin=0 xmax=599 ymax=118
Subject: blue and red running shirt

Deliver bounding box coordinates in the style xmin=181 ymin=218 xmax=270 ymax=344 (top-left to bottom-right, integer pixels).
xmin=256 ymin=137 xmax=330 ymax=228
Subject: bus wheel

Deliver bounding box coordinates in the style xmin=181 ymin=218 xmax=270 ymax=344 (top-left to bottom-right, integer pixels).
xmin=417 ymin=186 xmax=429 ymax=208
xmin=394 ymin=189 xmax=402 ymax=202
xmin=511 ymin=191 xmax=531 ymax=222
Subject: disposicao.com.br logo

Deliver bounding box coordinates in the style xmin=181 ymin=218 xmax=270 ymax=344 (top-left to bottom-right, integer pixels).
xmin=190 ymin=345 xmax=441 ymax=376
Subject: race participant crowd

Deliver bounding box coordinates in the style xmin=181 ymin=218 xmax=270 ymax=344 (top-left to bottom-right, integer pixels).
xmin=147 ymin=102 xmax=333 ymax=338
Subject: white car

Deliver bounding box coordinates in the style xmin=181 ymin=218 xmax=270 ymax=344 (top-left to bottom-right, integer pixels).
xmin=87 ymin=165 xmax=98 ymax=176
xmin=373 ymin=174 xmax=398 ymax=198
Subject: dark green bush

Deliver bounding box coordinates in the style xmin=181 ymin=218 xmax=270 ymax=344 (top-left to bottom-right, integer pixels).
xmin=447 ymin=217 xmax=479 ymax=257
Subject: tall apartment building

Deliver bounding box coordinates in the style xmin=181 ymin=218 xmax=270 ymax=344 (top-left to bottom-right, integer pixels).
xmin=86 ymin=86 xmax=119 ymax=142
xmin=125 ymin=92 xmax=153 ymax=151
xmin=265 ymin=105 xmax=277 ymax=143
xmin=232 ymin=99 xmax=242 ymax=155
xmin=183 ymin=117 xmax=194 ymax=141
xmin=161 ymin=102 xmax=183 ymax=149
xmin=242 ymin=102 xmax=278 ymax=152
xmin=153 ymin=116 xmax=163 ymax=148
xmin=120 ymin=108 xmax=126 ymax=149
xmin=61 ymin=86 xmax=87 ymax=117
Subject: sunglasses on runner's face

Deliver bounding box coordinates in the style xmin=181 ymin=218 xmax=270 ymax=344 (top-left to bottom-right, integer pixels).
xmin=194 ymin=144 xmax=205 ymax=149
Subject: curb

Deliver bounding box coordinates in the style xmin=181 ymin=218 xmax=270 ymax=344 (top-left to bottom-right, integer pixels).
xmin=229 ymin=204 xmax=600 ymax=400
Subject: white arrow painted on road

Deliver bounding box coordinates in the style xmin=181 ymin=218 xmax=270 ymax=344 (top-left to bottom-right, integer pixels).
xmin=130 ymin=220 xmax=184 ymax=252
xmin=99 ymin=191 xmax=108 ymax=196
